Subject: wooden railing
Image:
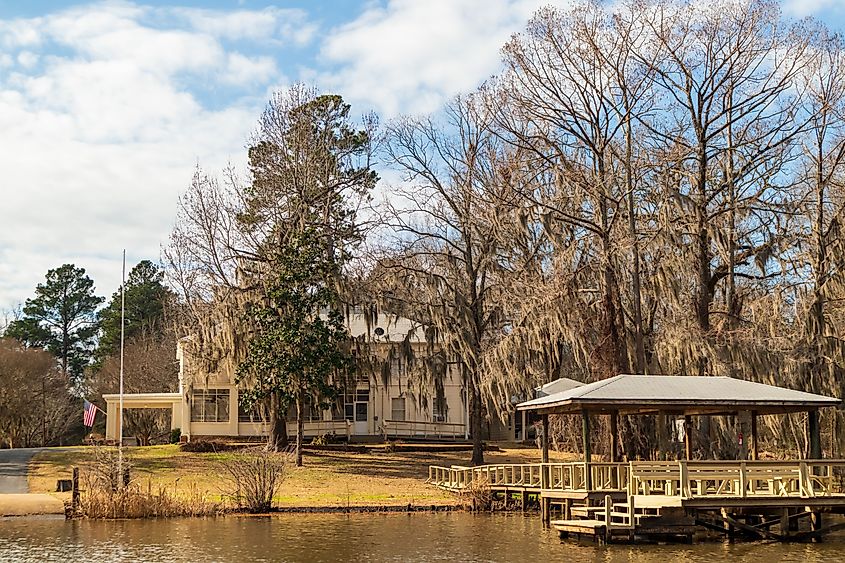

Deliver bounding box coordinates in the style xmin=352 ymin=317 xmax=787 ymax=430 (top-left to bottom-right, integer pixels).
xmin=429 ymin=460 xmax=845 ymax=499
xmin=427 ymin=462 xmax=628 ymax=492
xmin=381 ymin=419 xmax=465 ymax=439
xmin=629 ymin=460 xmax=845 ymax=499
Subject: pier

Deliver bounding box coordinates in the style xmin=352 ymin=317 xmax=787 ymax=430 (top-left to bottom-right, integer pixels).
xmin=429 ymin=459 xmax=845 ymax=542
xmin=428 ymin=374 xmax=845 ymax=543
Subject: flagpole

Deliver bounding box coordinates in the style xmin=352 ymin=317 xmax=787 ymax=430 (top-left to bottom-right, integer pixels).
xmin=118 ymin=249 xmax=126 ymax=484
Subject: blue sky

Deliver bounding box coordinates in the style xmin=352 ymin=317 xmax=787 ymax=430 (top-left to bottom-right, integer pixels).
xmin=0 ymin=0 xmax=844 ymax=312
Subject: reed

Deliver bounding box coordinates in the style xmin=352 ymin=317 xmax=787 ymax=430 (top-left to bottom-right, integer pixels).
xmin=460 ymin=476 xmax=492 ymax=512
xmin=74 ymin=446 xmax=222 ymax=519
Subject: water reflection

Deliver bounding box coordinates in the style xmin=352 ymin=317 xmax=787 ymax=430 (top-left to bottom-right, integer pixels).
xmin=1 ymin=513 xmax=844 ymax=562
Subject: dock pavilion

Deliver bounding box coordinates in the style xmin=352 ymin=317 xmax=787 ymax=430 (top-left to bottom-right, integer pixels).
xmin=429 ymin=374 xmax=845 ymax=543
xmin=518 ymin=374 xmax=841 ymax=472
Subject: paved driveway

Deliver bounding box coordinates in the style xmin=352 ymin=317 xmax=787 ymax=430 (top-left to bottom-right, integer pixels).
xmin=0 ymin=448 xmax=54 ymax=494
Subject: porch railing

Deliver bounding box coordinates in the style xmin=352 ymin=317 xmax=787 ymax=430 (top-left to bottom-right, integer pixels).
xmin=429 ymin=460 xmax=845 ymax=499
xmin=381 ymin=419 xmax=466 ymax=440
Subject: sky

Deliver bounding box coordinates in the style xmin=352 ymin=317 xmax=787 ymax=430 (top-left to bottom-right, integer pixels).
xmin=0 ymin=0 xmax=844 ymax=312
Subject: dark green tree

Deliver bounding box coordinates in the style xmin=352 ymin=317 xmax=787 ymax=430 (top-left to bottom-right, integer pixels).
xmin=96 ymin=260 xmax=174 ymax=362
xmin=5 ymin=264 xmax=103 ymax=385
xmin=238 ymin=229 xmax=352 ymax=466
xmin=235 ymin=86 xmax=376 ymax=458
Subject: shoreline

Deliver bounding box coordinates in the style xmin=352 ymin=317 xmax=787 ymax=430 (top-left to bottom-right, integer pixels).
xmin=24 ymin=444 xmax=569 ymax=520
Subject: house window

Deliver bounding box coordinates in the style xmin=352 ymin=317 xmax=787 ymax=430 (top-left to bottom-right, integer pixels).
xmin=432 ymin=397 xmax=447 ymax=423
xmin=191 ymin=389 xmax=230 ymax=423
xmin=284 ymin=397 xmax=324 ymax=422
xmin=391 ymin=398 xmax=406 ymax=421
xmin=238 ymin=400 xmax=265 ymax=423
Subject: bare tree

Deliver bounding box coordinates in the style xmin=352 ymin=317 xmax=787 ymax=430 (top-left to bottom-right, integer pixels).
xmin=379 ymin=95 xmax=509 ymax=465
xmin=0 ymin=338 xmax=76 ymax=448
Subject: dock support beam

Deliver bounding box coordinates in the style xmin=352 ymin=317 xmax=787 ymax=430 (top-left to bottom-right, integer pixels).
xmin=684 ymin=415 xmax=693 ymax=460
xmin=808 ymin=409 xmax=822 ymax=459
xmin=750 ymin=411 xmax=758 ymax=461
xmin=582 ymin=409 xmax=592 ymax=491
xmin=609 ymin=411 xmax=619 ymax=463
xmin=542 ymin=496 xmax=550 ymax=527
xmin=541 ymin=414 xmax=549 ymax=463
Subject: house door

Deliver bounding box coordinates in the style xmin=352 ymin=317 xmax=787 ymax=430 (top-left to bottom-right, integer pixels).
xmin=353 ymin=388 xmax=369 ymax=435
xmin=354 ymin=401 xmax=368 ymax=435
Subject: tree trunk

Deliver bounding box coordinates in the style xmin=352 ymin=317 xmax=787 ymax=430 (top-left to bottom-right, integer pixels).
xmin=295 ymin=392 xmax=304 ymax=467
xmin=267 ymin=392 xmax=288 ymax=452
xmin=469 ymin=379 xmax=484 ymax=466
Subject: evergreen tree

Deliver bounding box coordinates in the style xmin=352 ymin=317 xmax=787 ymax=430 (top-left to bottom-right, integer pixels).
xmin=96 ymin=260 xmax=173 ymax=362
xmin=5 ymin=264 xmax=103 ymax=385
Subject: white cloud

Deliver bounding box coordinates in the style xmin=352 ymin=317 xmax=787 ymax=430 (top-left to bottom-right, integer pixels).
xmin=318 ymin=0 xmax=549 ymax=117
xmin=782 ymin=0 xmax=837 ymax=17
xmin=16 ymin=51 xmax=38 ymax=68
xmin=0 ymin=1 xmax=297 ymax=309
xmin=222 ymin=52 xmax=278 ymax=85
xmin=171 ymin=6 xmax=317 ymax=45
xmin=0 ymin=18 xmax=43 ymax=49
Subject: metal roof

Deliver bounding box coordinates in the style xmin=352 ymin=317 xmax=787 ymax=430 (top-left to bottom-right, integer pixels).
xmin=516 ymin=374 xmax=841 ymax=415
xmin=535 ymin=377 xmax=584 ymax=398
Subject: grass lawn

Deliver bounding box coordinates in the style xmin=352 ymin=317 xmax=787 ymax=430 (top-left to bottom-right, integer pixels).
xmin=29 ymin=443 xmax=577 ymax=509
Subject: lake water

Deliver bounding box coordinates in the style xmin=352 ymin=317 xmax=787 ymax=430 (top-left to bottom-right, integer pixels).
xmin=2 ymin=513 xmax=845 ymax=562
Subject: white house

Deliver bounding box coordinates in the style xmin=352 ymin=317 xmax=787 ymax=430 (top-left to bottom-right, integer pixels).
xmin=104 ymin=312 xmax=469 ymax=442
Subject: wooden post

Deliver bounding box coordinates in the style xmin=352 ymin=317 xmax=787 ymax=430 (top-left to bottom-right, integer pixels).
xmin=609 ymin=411 xmax=619 ymax=489
xmin=583 ymin=410 xmax=592 ymax=491
xmin=782 ymin=507 xmax=791 ymax=537
xmin=683 ymin=415 xmax=693 ymax=460
xmin=811 ymin=510 xmax=823 ymax=541
xmin=521 ymin=410 xmax=527 ymax=443
xmin=71 ymin=467 xmax=79 ymax=513
xmin=750 ymin=411 xmax=759 ymax=461
xmin=541 ymin=414 xmax=549 ymax=463
xmin=609 ymin=411 xmax=619 ymax=463
xmin=809 ymin=409 xmax=822 ymax=460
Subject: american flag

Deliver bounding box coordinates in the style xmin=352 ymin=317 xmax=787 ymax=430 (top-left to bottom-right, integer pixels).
xmin=83 ymin=399 xmax=99 ymax=427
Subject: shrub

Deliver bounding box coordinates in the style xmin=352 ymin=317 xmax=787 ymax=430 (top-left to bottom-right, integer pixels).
xmin=179 ymin=439 xmax=236 ymax=453
xmin=220 ymin=450 xmax=287 ymax=513
xmin=461 ymin=476 xmax=492 ymax=512
xmin=170 ymin=428 xmax=181 ymax=444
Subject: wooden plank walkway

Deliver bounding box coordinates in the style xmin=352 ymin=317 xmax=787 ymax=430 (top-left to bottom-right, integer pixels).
xmin=427 ymin=459 xmax=845 ymax=543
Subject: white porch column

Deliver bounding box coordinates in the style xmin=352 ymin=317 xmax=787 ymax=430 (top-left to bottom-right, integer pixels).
xmin=105 ymin=400 xmax=118 ymax=441
xmin=521 ymin=410 xmax=527 ymax=443
xmin=170 ymin=401 xmax=181 ymax=431
xmin=228 ymin=387 xmax=239 ymax=436
xmin=181 ymin=391 xmax=192 ymax=439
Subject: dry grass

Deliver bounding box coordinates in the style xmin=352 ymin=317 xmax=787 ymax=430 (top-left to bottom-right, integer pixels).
xmin=30 ymin=443 xmax=574 ymax=510
xmin=79 ymin=478 xmax=221 ymax=518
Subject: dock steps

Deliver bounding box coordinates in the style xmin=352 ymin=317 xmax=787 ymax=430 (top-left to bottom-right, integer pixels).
xmin=551 ymin=519 xmax=607 ymax=534
xmin=570 ymin=506 xmax=604 ymax=517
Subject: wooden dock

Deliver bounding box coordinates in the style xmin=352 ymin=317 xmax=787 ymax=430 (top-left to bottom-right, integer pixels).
xmin=428 ymin=459 xmax=845 ymax=543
